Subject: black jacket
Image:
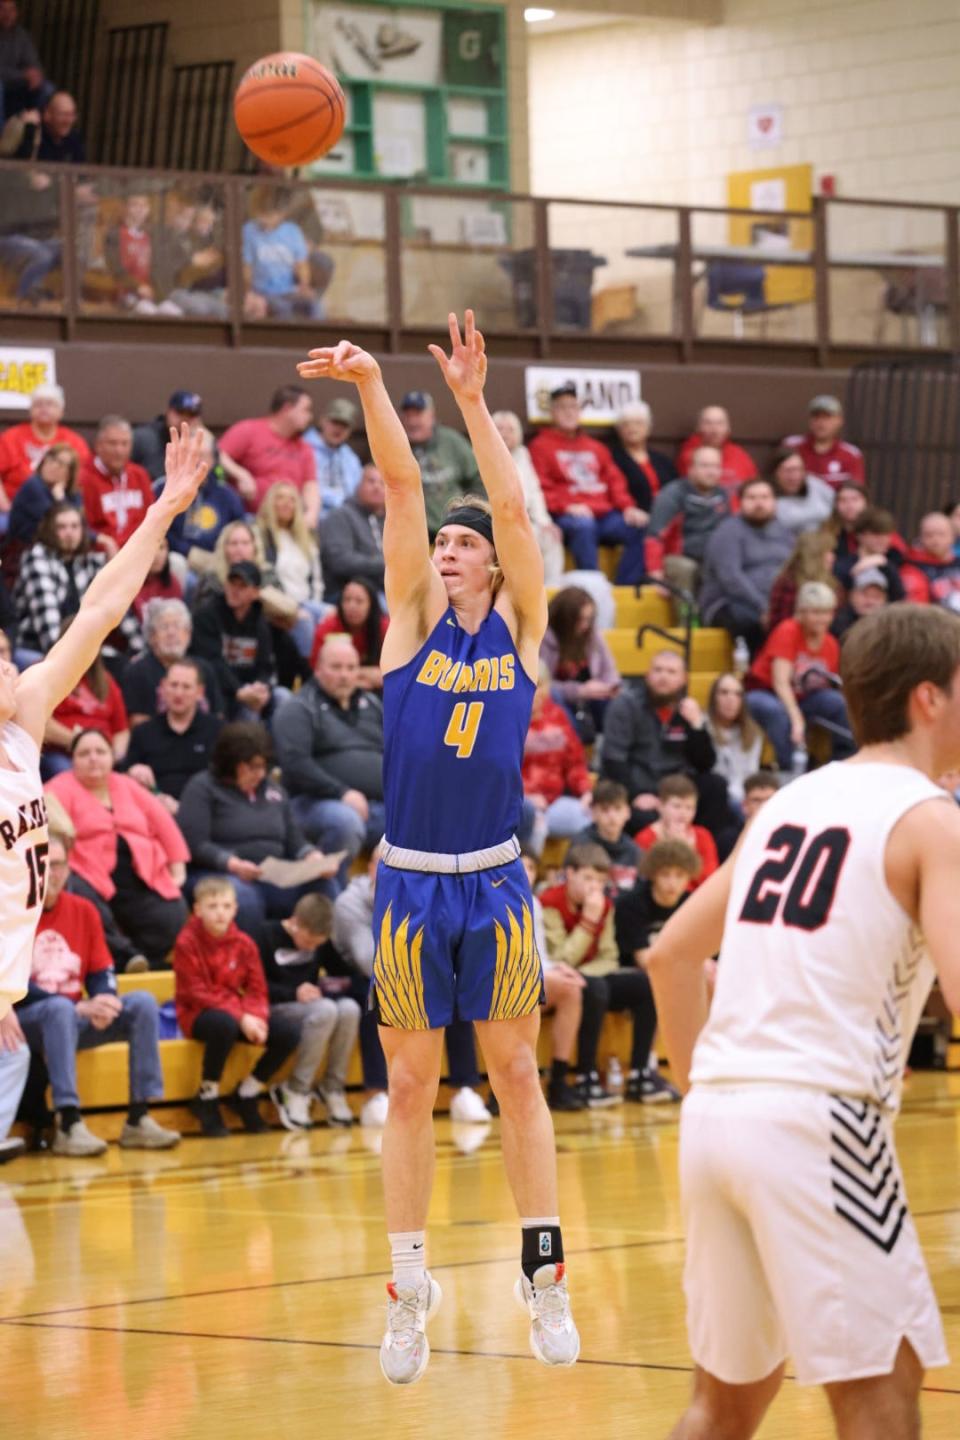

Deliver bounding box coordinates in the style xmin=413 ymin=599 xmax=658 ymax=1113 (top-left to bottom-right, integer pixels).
xmin=614 ymin=880 xmax=688 ymax=963
xmin=192 ymin=594 xmax=275 ymax=703
xmin=600 ymin=679 xmax=716 ymax=797
xmin=177 ymin=770 xmax=310 ymax=871
xmin=258 ymin=920 xmax=340 ymax=1004
xmin=273 ymin=677 xmax=384 ymax=801
xmin=120 ymin=709 xmax=222 ymax=799
xmin=606 ymin=441 xmax=677 ymax=511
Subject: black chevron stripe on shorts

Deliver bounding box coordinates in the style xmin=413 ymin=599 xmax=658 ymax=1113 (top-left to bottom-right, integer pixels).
xmin=828 ymin=1096 xmax=907 ymax=1255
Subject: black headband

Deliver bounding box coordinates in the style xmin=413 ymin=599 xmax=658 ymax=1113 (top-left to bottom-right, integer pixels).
xmin=440 ymin=506 xmax=495 ymax=547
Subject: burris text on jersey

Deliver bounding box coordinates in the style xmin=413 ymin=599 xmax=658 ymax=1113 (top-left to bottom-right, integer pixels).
xmin=415 ymin=650 xmax=515 ymax=693
xmin=0 ymin=796 xmax=47 ymax=850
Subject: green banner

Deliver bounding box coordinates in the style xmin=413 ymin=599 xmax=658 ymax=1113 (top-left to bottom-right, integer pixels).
xmin=443 ymin=9 xmax=502 ymax=88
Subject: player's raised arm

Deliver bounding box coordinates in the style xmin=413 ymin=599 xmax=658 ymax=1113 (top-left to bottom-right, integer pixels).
xmin=645 ymin=858 xmax=734 ymax=1092
xmin=14 ymin=425 xmax=208 ymax=747
xmin=297 ymin=341 xmax=442 ymax=623
xmin=429 ymin=311 xmax=548 ymax=652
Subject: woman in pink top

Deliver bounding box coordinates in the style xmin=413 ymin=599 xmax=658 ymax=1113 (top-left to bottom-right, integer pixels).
xmin=46 ymin=729 xmax=190 ymax=971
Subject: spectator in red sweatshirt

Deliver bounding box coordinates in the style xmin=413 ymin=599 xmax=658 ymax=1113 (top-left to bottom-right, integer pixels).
xmin=902 ymin=512 xmax=960 ymax=610
xmin=174 ymin=875 xmax=304 ymax=1137
xmin=79 ymin=414 xmax=155 ymax=557
xmin=519 ymin=668 xmax=594 ymax=855
xmin=782 ymin=395 xmax=865 ymax=491
xmin=633 ymin=773 xmax=718 ymax=890
xmin=528 ymin=383 xmax=647 ymax=581
xmin=677 ymin=405 xmax=756 ymax=492
xmin=0 ymin=382 xmax=90 ymax=511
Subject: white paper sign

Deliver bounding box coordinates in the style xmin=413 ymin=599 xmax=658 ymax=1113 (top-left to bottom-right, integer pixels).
xmin=748 ymin=103 xmax=784 ymax=149
xmin=525 ymin=366 xmax=641 ymax=428
xmin=0 ymin=346 xmax=57 ymax=411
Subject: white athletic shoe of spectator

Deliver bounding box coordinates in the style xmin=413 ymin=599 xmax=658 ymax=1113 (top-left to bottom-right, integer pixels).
xmin=379 ymin=1273 xmax=442 ymax=1386
xmin=514 ymin=1264 xmax=581 ymax=1367
xmin=449 ymin=1087 xmax=492 ymax=1123
xmin=52 ymin=1119 xmax=108 ymax=1157
xmin=119 ymin=1115 xmax=181 ymax=1148
xmin=361 ymin=1091 xmax=389 ymax=1127
xmin=316 ymin=1084 xmax=354 ymax=1127
xmin=271 ymin=1083 xmax=313 ymax=1131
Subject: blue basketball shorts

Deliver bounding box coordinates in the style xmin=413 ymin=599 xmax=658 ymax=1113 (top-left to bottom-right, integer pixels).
xmin=370 ymin=857 xmax=544 ymax=1029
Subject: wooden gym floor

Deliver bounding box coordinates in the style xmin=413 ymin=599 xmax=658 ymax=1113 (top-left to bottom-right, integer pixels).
xmin=1 ymin=1073 xmax=959 ymax=1440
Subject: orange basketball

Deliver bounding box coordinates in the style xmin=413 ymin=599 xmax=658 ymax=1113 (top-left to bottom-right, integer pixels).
xmin=234 ymin=52 xmax=346 ymax=167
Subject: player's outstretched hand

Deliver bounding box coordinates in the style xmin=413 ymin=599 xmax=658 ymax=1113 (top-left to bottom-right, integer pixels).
xmin=161 ymin=422 xmax=209 ymax=515
xmin=428 ymin=310 xmax=487 ymax=403
xmin=297 ymin=340 xmax=381 ymax=385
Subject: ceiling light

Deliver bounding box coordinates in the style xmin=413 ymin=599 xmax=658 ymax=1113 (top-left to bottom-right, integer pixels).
xmin=524 ymin=8 xmax=556 ymax=21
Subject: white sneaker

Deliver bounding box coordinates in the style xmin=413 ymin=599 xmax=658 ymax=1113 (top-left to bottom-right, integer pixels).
xmin=317 ymin=1084 xmax=354 ymax=1127
xmin=361 ymin=1091 xmax=389 ymax=1127
xmin=514 ymin=1264 xmax=580 ymax=1367
xmin=449 ymin=1086 xmax=492 ymax=1123
xmin=270 ymin=1083 xmax=313 ymax=1131
xmin=118 ymin=1115 xmax=181 ymax=1149
xmin=52 ymin=1118 xmax=108 ymax=1157
xmin=379 ymin=1273 xmax=442 ymax=1385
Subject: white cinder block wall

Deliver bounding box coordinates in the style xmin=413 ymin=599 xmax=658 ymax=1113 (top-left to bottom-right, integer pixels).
xmin=528 ymin=0 xmax=960 ymax=210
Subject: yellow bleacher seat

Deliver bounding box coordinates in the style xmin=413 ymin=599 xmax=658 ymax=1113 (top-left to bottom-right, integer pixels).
xmin=605 ymin=626 xmax=732 ymax=676
xmin=116 ymin=971 xmax=175 ymax=1003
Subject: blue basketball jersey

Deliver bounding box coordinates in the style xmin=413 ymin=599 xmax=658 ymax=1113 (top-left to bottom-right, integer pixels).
xmin=382 ymin=606 xmax=534 ymax=854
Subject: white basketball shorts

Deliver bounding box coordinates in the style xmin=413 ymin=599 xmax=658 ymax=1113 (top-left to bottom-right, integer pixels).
xmin=679 ymin=1083 xmax=948 ymax=1386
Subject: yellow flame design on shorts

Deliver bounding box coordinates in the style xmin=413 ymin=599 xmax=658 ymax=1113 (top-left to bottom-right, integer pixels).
xmin=373 ymin=903 xmax=430 ymax=1031
xmin=489 ymin=902 xmax=542 ymax=1022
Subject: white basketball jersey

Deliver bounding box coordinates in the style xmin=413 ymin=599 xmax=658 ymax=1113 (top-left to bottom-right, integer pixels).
xmin=0 ymin=722 xmax=49 ymax=1014
xmin=691 ymin=761 xmax=947 ymax=1112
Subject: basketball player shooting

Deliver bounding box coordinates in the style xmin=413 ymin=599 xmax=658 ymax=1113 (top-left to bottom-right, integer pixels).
xmin=0 ymin=425 xmax=208 ymax=1021
xmin=297 ymin=312 xmax=579 ymax=1384
xmin=646 ymin=603 xmax=960 ymax=1439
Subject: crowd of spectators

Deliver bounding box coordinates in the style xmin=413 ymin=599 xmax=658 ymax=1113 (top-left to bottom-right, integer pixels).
xmin=2 ymin=363 xmax=951 ymax=1154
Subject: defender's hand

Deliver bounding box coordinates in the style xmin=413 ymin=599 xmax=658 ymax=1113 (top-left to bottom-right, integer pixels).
xmin=297 ymin=340 xmax=381 ymax=385
xmin=160 ymin=423 xmax=209 ymax=516
xmin=428 ymin=310 xmax=487 ymax=403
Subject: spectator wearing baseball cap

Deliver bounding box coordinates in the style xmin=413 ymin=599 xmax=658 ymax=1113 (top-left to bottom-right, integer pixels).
xmin=781 ymin=395 xmax=865 ymax=491
xmin=132 ymin=389 xmax=204 ymax=482
xmin=832 ymin=567 xmax=890 ymax=640
xmin=304 ymin=395 xmax=363 ymax=516
xmin=398 ymin=388 xmax=480 ymax=536
xmin=192 ymin=558 xmax=287 ymax=723
xmin=0 ymin=382 xmax=90 ymax=517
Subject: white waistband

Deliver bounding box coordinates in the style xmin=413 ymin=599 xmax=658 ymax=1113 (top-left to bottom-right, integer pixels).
xmin=380 ymin=835 xmax=521 ymax=874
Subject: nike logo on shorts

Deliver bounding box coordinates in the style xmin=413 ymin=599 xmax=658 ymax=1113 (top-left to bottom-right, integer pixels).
xmin=491 ymin=876 xmax=507 ymax=888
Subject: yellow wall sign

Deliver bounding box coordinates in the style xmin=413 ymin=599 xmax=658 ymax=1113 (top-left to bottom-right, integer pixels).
xmin=726 ymin=164 xmax=814 ymax=308
xmin=0 ymin=347 xmax=57 ymax=411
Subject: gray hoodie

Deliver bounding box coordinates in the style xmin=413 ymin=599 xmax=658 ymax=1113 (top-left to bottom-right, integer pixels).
xmin=699 ymin=513 xmax=795 ymax=622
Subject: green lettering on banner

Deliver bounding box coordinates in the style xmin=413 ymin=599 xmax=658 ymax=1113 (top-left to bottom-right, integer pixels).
xmin=443 ymin=11 xmax=501 ymax=88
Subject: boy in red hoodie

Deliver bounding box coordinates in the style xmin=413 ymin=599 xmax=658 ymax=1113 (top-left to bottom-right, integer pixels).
xmin=174 ymin=876 xmax=302 ymax=1136
xmin=633 ymin=773 xmax=718 ymax=890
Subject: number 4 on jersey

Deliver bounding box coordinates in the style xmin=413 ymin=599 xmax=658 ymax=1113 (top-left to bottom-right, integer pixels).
xmin=740 ymin=824 xmax=850 ymax=931
xmin=444 ymin=701 xmax=484 ymax=759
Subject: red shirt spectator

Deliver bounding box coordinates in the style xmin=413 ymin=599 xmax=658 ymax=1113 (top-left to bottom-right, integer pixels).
xmin=529 ymin=426 xmax=635 ymax=518
xmin=0 ymin=395 xmax=91 ymax=503
xmin=783 ymin=396 xmax=864 ymax=491
xmin=173 ymin=912 xmax=269 ymax=1039
xmin=31 ymin=890 xmax=113 ymax=1003
xmin=678 ymin=405 xmax=756 ymax=492
xmin=50 ymin=671 xmax=128 ymax=750
xmin=901 ymin=512 xmax=960 ymax=609
xmin=522 ymin=690 xmax=592 ymax=807
xmin=310 ymin=608 xmax=389 ymax=670
xmin=80 ymin=455 xmax=154 ymax=550
xmin=219 ymin=386 xmax=319 ymax=524
xmin=634 ymin=823 xmax=717 ymax=890
xmin=749 ymin=618 xmax=841 ymax=697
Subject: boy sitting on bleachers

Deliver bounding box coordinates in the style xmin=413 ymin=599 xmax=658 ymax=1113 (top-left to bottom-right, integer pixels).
xmin=258 ymin=893 xmax=360 ymax=1131
xmin=632 ymin=774 xmax=718 ymax=890
xmin=174 ymin=875 xmax=302 ymax=1137
xmin=572 ymin=779 xmax=640 ymax=890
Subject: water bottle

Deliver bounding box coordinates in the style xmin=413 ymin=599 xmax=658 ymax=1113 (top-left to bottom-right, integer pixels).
xmin=606 ymin=1057 xmax=624 ymax=1097
xmin=791 ymin=745 xmax=808 ymax=779
xmin=732 ymin=636 xmax=750 ymax=677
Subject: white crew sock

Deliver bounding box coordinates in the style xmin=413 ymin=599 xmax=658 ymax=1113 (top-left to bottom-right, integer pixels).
xmin=239 ymin=1075 xmax=264 ymax=1098
xmin=199 ymin=1080 xmax=219 ymax=1099
xmin=389 ymin=1230 xmax=427 ymax=1290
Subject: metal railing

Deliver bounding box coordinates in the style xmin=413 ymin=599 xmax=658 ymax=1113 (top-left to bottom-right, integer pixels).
xmin=0 ymin=158 xmax=957 ymax=361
